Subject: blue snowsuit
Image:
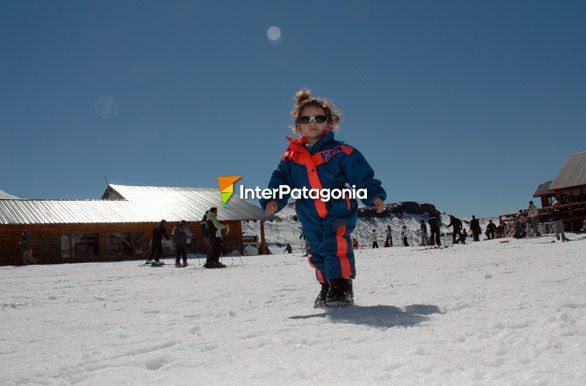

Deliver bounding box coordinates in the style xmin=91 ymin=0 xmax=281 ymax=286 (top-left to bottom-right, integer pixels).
xmin=261 ymin=131 xmax=386 ymax=283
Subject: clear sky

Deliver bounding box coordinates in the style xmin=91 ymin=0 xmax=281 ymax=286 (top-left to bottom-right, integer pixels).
xmin=1 ymin=0 xmax=585 ymax=217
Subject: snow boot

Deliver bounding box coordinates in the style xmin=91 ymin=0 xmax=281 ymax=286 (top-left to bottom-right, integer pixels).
xmin=314 ymin=282 xmax=330 ymax=308
xmin=175 ymin=261 xmax=183 ymax=268
xmin=326 ymin=278 xmax=354 ymax=307
xmin=204 ymin=261 xmax=226 ymax=269
xmin=183 ymin=261 xmax=189 ymax=267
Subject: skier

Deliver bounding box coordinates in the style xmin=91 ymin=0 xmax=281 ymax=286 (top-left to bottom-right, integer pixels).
xmin=401 ymin=225 xmax=409 ymax=246
xmin=262 ymin=89 xmax=386 ymax=307
xmin=371 ymin=229 xmax=379 ymax=248
xmin=284 ymin=243 xmax=293 ymax=254
xmin=419 ymin=220 xmax=428 ymax=246
xmin=428 ymin=208 xmax=441 ymax=246
xmin=447 ymin=215 xmax=463 ymax=244
xmin=205 ymin=207 xmax=229 ymax=268
xmin=384 ymin=225 xmax=393 ymax=247
xmin=200 ymin=211 xmax=212 ymax=264
xmin=299 ymin=231 xmax=309 ymax=257
xmin=470 ymin=215 xmax=482 ymax=242
xmin=172 ymin=220 xmax=193 ymax=267
xmin=147 ymin=220 xmax=169 ymax=266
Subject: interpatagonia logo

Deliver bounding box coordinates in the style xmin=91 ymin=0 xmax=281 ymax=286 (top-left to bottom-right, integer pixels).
xmin=217 ymin=176 xmax=241 ymax=208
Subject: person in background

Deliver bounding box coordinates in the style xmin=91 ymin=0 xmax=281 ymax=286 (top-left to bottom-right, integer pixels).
xmin=148 ymin=220 xmax=169 ymax=266
xmin=284 ymin=243 xmax=293 ymax=254
xmin=420 ymin=220 xmax=428 ymax=246
xmin=401 ymin=225 xmax=409 ymax=246
xmin=447 ymin=215 xmax=463 ymax=244
xmin=172 ymin=220 xmax=193 ymax=267
xmin=205 ymin=207 xmax=229 ymax=268
xmin=485 ymin=220 xmax=496 ymax=240
xmin=514 ymin=210 xmax=527 ymax=239
xmin=460 ymin=228 xmax=468 ymax=244
xmin=550 ymin=197 xmax=569 ymax=242
xmin=300 ymin=231 xmax=309 ymax=257
xmin=470 ymin=215 xmax=482 ymax=242
xmin=19 ymin=230 xmax=37 ymax=265
xmin=371 ymin=229 xmax=379 ymax=248
xmin=200 ymin=211 xmax=212 ymax=264
xmin=496 ymin=219 xmax=506 ymax=238
xmin=384 ymin=225 xmax=393 ymax=247
xmin=527 ymin=201 xmax=541 ymax=237
xmin=428 ymin=208 xmax=441 ymax=246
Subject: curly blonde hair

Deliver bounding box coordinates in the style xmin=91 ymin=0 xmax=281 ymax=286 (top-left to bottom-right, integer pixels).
xmin=290 ymin=89 xmax=342 ymax=134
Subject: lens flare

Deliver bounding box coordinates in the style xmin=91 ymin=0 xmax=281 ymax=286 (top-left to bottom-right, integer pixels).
xmin=266 ymin=26 xmax=282 ymax=45
xmin=94 ymin=96 xmax=118 ymax=120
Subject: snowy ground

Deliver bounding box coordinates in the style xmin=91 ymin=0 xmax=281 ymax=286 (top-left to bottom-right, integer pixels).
xmin=1 ymin=236 xmax=585 ymax=385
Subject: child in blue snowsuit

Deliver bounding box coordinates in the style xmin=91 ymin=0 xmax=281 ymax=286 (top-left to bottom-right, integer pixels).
xmin=261 ymin=89 xmax=386 ymax=307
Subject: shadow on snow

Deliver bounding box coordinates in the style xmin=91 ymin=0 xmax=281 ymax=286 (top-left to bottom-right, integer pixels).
xmin=290 ymin=304 xmax=442 ymax=329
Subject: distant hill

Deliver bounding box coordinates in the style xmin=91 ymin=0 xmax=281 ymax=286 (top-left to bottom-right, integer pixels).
xmin=243 ymin=201 xmax=455 ymax=252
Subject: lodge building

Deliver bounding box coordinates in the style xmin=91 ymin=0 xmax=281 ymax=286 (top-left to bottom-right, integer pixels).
xmin=533 ymin=151 xmax=586 ymax=232
xmin=0 ymin=184 xmax=270 ymax=266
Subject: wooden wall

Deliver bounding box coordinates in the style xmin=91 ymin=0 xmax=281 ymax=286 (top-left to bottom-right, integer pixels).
xmin=0 ymin=220 xmax=242 ymax=266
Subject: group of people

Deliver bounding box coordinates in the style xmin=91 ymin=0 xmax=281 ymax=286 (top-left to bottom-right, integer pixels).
xmin=145 ymin=206 xmax=230 ymax=268
xmin=360 ymin=197 xmax=571 ymax=249
xmin=369 ymin=224 xmax=410 ymax=248
xmin=361 ymin=208 xmax=511 ymax=249
xmin=513 ymin=199 xmax=568 ymax=242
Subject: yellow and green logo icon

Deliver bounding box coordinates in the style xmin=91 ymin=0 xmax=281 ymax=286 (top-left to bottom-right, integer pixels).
xmin=217 ymin=176 xmax=241 ymax=208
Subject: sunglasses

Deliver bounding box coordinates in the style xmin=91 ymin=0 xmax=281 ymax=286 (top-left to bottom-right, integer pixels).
xmin=297 ymin=115 xmax=328 ymax=124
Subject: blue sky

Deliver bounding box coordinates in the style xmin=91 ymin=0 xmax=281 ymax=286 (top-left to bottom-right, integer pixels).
xmin=1 ymin=0 xmax=585 ymax=217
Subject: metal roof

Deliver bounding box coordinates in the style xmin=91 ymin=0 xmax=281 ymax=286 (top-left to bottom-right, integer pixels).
xmin=549 ymin=151 xmax=586 ymax=191
xmin=105 ymin=184 xmax=271 ymax=222
xmin=0 ymin=184 xmax=271 ymax=225
xmin=0 ymin=199 xmax=139 ymax=225
xmin=533 ymin=181 xmax=553 ymax=197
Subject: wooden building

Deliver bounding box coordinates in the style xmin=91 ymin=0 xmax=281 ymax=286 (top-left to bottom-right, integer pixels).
xmin=0 ymin=184 xmax=271 ymax=266
xmin=532 ymin=151 xmax=586 ymax=232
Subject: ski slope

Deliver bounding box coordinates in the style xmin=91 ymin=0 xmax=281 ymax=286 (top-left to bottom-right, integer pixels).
xmin=1 ymin=236 xmax=585 ymax=385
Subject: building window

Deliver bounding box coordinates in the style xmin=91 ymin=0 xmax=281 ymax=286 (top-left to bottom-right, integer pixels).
xmin=61 ymin=233 xmax=100 ymax=258
xmin=108 ymin=233 xmax=144 ymax=257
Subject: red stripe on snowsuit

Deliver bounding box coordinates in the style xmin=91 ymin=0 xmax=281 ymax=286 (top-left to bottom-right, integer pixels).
xmin=307 ymin=257 xmax=325 ymax=284
xmin=336 ymin=225 xmax=352 ymax=278
xmin=283 ymin=137 xmax=329 ymax=219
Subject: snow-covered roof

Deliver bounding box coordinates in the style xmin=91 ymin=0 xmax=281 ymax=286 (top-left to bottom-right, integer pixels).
xmin=0 ymin=184 xmax=271 ymax=225
xmin=533 ymin=181 xmax=553 ymax=197
xmin=549 ymin=151 xmax=586 ymax=191
xmin=0 ymin=189 xmax=21 ymax=200
xmin=104 ymin=184 xmax=270 ymax=222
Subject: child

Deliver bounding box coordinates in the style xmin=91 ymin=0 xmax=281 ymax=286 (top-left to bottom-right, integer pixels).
xmin=262 ymin=89 xmax=386 ymax=307
xmin=460 ymin=228 xmax=468 ymax=244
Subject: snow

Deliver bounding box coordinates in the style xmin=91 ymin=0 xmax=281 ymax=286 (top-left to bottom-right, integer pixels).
xmin=1 ymin=236 xmax=586 ymax=385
